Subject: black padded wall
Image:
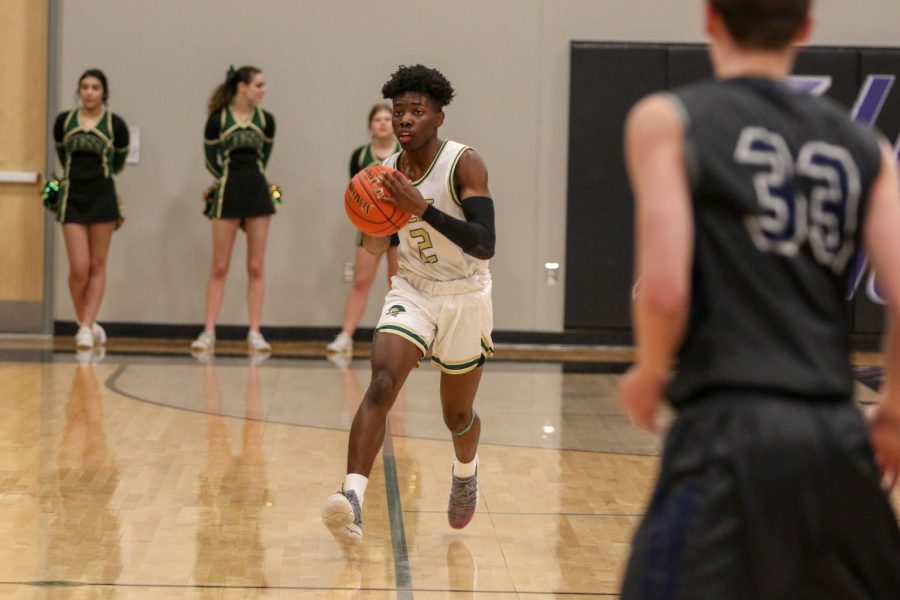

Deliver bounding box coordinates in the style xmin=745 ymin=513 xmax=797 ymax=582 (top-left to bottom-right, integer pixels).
xmin=565 ymin=43 xmax=666 ymax=330
xmin=566 ymin=42 xmax=900 ymax=342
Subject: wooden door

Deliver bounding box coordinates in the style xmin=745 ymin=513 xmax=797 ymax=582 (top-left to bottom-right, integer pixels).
xmin=0 ymin=0 xmax=49 ymax=332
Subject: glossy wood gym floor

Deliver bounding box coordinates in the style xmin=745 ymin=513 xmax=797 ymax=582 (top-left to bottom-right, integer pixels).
xmin=0 ymin=337 xmax=893 ymax=599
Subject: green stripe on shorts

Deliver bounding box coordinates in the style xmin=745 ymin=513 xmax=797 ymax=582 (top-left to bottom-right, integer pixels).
xmin=376 ymin=325 xmax=429 ymax=355
xmin=431 ymin=354 xmax=484 ymax=373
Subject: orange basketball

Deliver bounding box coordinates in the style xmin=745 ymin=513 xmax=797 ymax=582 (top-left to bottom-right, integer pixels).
xmin=344 ymin=165 xmax=412 ymax=236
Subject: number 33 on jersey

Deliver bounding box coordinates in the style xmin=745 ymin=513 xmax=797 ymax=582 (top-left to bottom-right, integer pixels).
xmin=735 ymin=127 xmax=861 ymax=273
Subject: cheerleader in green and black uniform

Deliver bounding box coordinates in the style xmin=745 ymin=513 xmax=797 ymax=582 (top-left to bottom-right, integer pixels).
xmin=326 ymin=104 xmax=401 ymax=355
xmin=192 ymin=66 xmax=276 ymax=354
xmin=52 ymin=69 xmax=130 ymax=351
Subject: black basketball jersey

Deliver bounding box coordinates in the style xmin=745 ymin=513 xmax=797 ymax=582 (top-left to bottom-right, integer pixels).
xmin=665 ymin=77 xmax=883 ymax=407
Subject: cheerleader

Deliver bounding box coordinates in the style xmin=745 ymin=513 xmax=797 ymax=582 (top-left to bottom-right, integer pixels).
xmin=52 ymin=69 xmax=129 ymax=350
xmin=326 ymin=104 xmax=401 ymax=354
xmin=192 ymin=66 xmax=276 ymax=355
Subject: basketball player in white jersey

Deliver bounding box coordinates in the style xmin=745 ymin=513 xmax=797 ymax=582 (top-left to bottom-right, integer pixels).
xmin=323 ymin=64 xmax=496 ymax=547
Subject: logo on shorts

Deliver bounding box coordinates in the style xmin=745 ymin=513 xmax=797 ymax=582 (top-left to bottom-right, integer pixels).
xmin=386 ymin=304 xmax=406 ymax=317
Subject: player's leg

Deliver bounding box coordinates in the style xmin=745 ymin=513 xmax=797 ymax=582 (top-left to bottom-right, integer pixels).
xmin=440 ymin=366 xmax=483 ymax=529
xmin=194 ymin=218 xmax=239 ymax=350
xmin=323 ymin=331 xmax=422 ymax=546
xmin=348 ymin=331 xmax=422 ymax=475
xmin=621 ymin=400 xmax=751 ymax=599
xmin=324 ymin=277 xmax=435 ymax=546
xmin=803 ymin=402 xmax=900 ymax=598
xmin=431 ymin=281 xmax=493 ymax=529
xmin=244 ymin=215 xmax=271 ymax=350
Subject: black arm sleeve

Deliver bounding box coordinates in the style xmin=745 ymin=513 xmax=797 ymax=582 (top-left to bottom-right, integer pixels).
xmin=349 ymin=146 xmax=365 ymax=179
xmin=421 ymin=196 xmax=495 ymax=259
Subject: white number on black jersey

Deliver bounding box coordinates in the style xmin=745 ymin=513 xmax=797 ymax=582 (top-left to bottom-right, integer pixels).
xmin=735 ymin=127 xmax=861 ymax=273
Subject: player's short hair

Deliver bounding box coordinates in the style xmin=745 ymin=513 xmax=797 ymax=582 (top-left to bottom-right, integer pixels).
xmin=710 ymin=0 xmax=812 ymax=50
xmin=382 ymin=65 xmax=456 ymax=109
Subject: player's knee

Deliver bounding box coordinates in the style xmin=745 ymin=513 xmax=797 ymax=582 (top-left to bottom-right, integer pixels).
xmin=366 ymin=369 xmax=399 ymax=408
xmin=442 ymin=408 xmax=473 ymax=433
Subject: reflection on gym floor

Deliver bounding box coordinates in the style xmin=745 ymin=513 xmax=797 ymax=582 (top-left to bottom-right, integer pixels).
xmin=0 ymin=349 xmax=888 ymax=598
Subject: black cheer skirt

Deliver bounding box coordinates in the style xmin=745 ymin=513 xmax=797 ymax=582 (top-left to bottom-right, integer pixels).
xmin=60 ymin=176 xmax=121 ymax=224
xmin=215 ymin=152 xmax=274 ymax=219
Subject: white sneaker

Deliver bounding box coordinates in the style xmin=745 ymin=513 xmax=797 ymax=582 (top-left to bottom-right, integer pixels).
xmin=191 ymin=330 xmax=215 ymax=352
xmin=75 ymin=325 xmax=94 ymax=350
xmin=322 ymin=489 xmax=363 ymax=547
xmin=247 ymin=330 xmax=271 ymax=353
xmin=91 ymin=322 xmax=107 ymax=345
xmin=326 ymin=331 xmax=353 ymax=353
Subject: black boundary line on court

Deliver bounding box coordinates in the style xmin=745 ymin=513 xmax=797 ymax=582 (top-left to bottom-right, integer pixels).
xmin=382 ymin=421 xmax=414 ymax=599
xmin=2 ymin=581 xmax=617 ymax=596
xmin=102 ymin=363 xmax=661 ymax=458
xmin=48 ymin=319 xmax=890 ymax=353
xmin=404 ymin=510 xmax=645 ymax=517
xmin=53 ymin=320 xmax=638 ymax=347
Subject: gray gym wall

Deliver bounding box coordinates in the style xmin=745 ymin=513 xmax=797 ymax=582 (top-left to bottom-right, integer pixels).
xmin=53 ymin=0 xmax=900 ymax=332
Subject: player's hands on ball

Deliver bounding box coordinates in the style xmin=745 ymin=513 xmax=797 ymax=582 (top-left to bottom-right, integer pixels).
xmin=867 ymin=401 xmax=900 ymax=491
xmin=382 ymin=169 xmax=427 ymax=217
xmin=618 ymin=365 xmax=666 ymax=434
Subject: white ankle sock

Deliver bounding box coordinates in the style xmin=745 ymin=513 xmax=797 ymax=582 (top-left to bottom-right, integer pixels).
xmin=344 ymin=473 xmax=368 ymax=507
xmin=453 ymin=455 xmax=478 ymax=478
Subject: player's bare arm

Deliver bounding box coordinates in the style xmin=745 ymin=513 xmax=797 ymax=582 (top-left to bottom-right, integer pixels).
xmin=862 ymin=139 xmax=900 ymax=483
xmin=618 ymin=93 xmax=693 ymax=433
xmin=453 ymin=149 xmax=491 ymax=200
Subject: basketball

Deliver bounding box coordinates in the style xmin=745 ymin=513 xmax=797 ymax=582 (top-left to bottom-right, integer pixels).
xmin=344 ymin=165 xmax=412 ymax=236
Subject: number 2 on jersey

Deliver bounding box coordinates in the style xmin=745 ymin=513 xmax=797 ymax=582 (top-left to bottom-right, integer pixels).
xmin=409 ymin=228 xmax=439 ymax=263
xmin=735 ymin=127 xmax=861 ymax=273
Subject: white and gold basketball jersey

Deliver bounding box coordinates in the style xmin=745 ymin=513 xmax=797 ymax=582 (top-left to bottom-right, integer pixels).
xmin=384 ymin=140 xmax=490 ymax=283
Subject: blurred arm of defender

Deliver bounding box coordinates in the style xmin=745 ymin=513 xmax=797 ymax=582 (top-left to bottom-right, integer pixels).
xmin=617 ymin=94 xmax=693 ymax=433
xmin=863 ymin=140 xmax=900 ymax=483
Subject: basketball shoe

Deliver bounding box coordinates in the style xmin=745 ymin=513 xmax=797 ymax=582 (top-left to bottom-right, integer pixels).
xmin=322 ymin=489 xmax=363 ymax=547
xmin=448 ymin=467 xmax=478 ymax=529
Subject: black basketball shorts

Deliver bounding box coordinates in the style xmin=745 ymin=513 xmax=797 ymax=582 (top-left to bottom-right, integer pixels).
xmin=621 ymin=393 xmax=900 ymax=599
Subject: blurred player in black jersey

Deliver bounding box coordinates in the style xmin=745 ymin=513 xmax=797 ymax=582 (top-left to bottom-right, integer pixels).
xmin=618 ymin=1 xmax=900 ymax=597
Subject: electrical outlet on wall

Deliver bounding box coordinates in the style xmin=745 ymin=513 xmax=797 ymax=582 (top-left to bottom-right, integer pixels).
xmin=545 ymin=262 xmax=560 ymax=286
xmin=344 ymin=262 xmax=355 ymax=282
